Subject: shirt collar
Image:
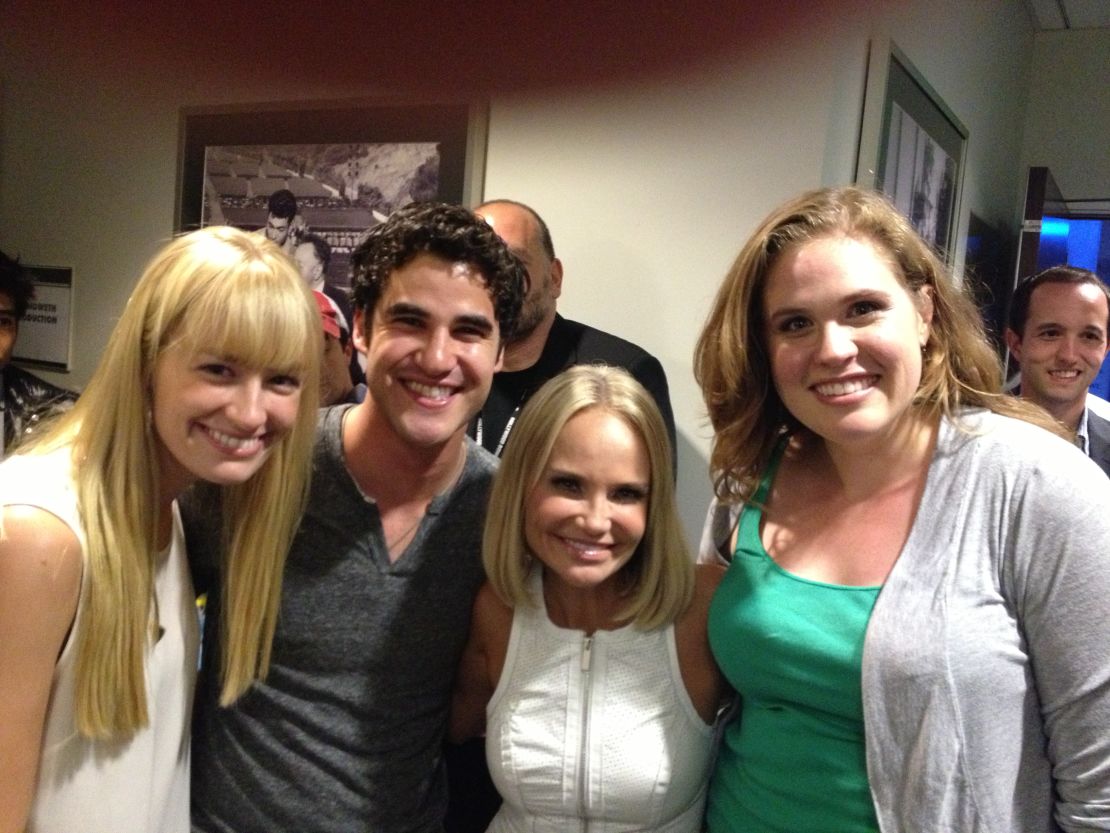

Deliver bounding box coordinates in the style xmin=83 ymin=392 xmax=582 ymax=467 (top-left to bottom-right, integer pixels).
xmin=1077 ymin=405 xmax=1091 ymax=455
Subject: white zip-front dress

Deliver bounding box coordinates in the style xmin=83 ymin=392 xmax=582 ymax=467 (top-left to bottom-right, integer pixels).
xmin=485 ymin=570 xmax=715 ymax=832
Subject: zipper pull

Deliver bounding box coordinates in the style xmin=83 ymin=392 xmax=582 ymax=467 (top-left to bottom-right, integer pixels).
xmin=580 ymin=635 xmax=593 ymax=672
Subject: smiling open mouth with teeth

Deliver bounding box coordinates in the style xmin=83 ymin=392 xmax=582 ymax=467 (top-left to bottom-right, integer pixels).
xmin=564 ymin=537 xmax=612 ymax=551
xmin=813 ymin=376 xmax=877 ymax=396
xmin=559 ymin=537 xmax=618 ymax=560
xmin=203 ymin=426 xmax=264 ymax=454
xmin=406 ymin=380 xmax=455 ymax=400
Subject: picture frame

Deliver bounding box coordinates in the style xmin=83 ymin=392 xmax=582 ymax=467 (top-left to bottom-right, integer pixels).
xmin=855 ymin=39 xmax=968 ymax=264
xmin=175 ymin=99 xmax=488 ymax=288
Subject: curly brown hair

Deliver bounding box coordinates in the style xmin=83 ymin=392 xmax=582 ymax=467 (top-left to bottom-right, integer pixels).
xmin=349 ymin=202 xmax=526 ymax=343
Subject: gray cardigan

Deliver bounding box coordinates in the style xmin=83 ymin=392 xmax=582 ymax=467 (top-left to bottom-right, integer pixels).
xmin=699 ymin=410 xmax=1110 ymax=832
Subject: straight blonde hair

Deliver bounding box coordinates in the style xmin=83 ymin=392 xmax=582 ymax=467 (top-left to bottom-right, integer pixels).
xmin=483 ymin=365 xmax=692 ymax=630
xmin=26 ymin=226 xmax=320 ymax=737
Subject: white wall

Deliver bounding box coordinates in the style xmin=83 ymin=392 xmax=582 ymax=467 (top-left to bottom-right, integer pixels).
xmin=0 ymin=0 xmax=1039 ymax=542
xmin=1020 ymin=28 xmax=1110 ymax=205
xmin=483 ymin=0 xmax=1037 ymax=537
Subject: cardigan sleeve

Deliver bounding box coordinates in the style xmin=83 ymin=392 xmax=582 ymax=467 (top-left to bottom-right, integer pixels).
xmin=696 ymin=497 xmax=738 ymax=566
xmin=1007 ymin=449 xmax=1110 ymax=830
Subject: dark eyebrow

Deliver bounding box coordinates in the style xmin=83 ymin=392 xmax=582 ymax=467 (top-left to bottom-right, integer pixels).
xmin=1032 ymin=321 xmax=1063 ymax=332
xmin=384 ymin=302 xmax=429 ymax=321
xmin=383 ymin=302 xmax=494 ymax=337
xmin=454 ymin=313 xmax=495 ymax=336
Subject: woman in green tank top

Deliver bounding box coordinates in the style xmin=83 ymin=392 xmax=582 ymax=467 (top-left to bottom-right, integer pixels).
xmin=692 ymin=187 xmax=1110 ymax=832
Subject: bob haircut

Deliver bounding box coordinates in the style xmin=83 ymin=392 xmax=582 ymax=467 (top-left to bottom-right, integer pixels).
xmin=483 ymin=364 xmax=692 ymax=630
xmin=27 ymin=225 xmax=320 ymax=738
xmin=694 ymin=186 xmax=1055 ymax=504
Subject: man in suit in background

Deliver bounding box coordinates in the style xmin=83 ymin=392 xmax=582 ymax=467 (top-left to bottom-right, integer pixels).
xmin=470 ymin=199 xmax=675 ymax=458
xmin=1005 ymin=264 xmax=1110 ymax=476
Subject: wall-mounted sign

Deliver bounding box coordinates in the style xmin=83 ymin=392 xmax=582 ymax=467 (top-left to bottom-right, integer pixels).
xmin=14 ymin=265 xmax=72 ymax=372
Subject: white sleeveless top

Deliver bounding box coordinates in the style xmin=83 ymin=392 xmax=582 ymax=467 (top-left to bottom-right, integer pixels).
xmin=485 ymin=570 xmax=715 ymax=832
xmin=0 ymin=447 xmax=197 ymax=833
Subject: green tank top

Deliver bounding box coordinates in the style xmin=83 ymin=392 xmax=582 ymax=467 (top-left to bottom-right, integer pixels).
xmin=706 ymin=457 xmax=881 ymax=833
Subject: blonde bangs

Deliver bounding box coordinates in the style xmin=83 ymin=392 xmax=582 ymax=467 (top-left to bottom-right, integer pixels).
xmin=174 ymin=266 xmax=319 ymax=378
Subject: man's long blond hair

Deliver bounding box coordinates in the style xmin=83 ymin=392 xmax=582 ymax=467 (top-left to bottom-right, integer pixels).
xmin=26 ymin=226 xmax=320 ymax=738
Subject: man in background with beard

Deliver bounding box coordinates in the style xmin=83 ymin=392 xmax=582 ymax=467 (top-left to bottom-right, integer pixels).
xmin=469 ymin=199 xmax=674 ymax=458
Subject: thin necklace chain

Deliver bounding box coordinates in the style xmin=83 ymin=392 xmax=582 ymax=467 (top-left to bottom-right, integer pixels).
xmin=383 ymin=445 xmax=467 ymax=554
xmin=386 ymin=509 xmax=425 ymax=554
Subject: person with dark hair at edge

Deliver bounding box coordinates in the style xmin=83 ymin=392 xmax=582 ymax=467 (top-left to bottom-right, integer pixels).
xmin=0 ymin=249 xmax=77 ymax=456
xmin=1005 ymin=264 xmax=1110 ymax=477
xmin=189 ymin=203 xmax=527 ymax=833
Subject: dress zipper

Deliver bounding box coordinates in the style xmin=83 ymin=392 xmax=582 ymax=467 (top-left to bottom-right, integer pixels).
xmin=578 ymin=634 xmax=594 ymax=833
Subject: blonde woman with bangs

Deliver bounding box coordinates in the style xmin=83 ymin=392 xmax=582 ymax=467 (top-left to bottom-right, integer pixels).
xmin=450 ymin=364 xmax=725 ymax=832
xmin=0 ymin=226 xmax=319 ymax=833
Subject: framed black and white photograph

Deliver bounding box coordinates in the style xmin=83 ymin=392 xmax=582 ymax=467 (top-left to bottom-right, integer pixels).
xmin=855 ymin=40 xmax=968 ymax=263
xmin=177 ymin=100 xmax=487 ymax=290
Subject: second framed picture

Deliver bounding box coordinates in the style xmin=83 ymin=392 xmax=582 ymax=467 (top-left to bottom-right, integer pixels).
xmin=856 ymin=40 xmax=968 ymax=264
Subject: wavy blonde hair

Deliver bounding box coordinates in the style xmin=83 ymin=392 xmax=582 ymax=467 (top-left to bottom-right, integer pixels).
xmin=27 ymin=226 xmax=320 ymax=737
xmin=483 ymin=365 xmax=692 ymax=630
xmin=694 ymin=186 xmax=1057 ymax=504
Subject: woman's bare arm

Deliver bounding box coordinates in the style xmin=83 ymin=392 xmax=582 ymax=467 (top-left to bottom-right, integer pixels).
xmin=448 ymin=583 xmax=512 ymax=744
xmin=0 ymin=506 xmax=82 ymax=833
xmin=676 ymin=562 xmax=729 ymax=725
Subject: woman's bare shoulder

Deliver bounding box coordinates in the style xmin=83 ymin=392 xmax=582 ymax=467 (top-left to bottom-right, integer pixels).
xmin=692 ymin=562 xmax=725 ymax=607
xmin=472 ymin=581 xmax=514 ymax=642
xmin=0 ymin=505 xmax=82 ymax=640
xmin=0 ymin=505 xmax=83 ymax=596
